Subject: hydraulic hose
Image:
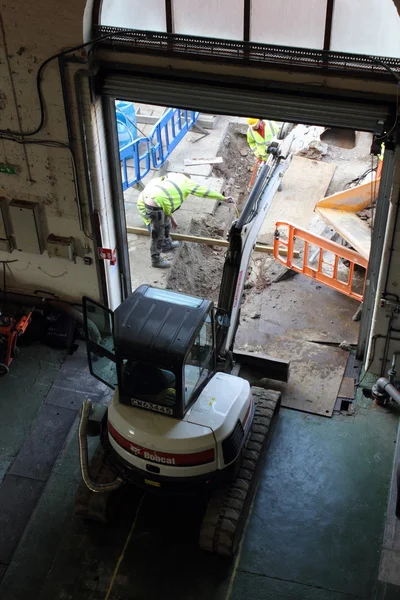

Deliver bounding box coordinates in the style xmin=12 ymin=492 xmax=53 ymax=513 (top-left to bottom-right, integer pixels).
xmin=78 ymin=399 xmax=123 ymax=493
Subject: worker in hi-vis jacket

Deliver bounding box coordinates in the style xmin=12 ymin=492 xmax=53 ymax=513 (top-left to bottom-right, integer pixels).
xmin=247 ymin=118 xmax=279 ymax=162
xmin=138 ymin=172 xmax=233 ymax=268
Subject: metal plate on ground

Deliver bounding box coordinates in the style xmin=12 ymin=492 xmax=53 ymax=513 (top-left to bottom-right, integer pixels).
xmin=238 ymin=335 xmax=348 ymax=417
xmin=257 ymin=275 xmax=360 ymax=346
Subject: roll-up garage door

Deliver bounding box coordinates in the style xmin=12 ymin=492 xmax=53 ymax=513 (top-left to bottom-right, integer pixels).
xmin=102 ymin=72 xmax=394 ymax=132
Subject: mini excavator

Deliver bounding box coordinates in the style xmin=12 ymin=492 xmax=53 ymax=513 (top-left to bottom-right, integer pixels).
xmin=77 ymin=127 xmax=294 ymax=556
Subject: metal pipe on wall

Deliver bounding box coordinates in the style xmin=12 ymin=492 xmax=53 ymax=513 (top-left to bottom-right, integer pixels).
xmin=58 ymin=57 xmax=109 ymax=307
xmin=375 ymin=379 xmax=400 ymax=404
xmin=73 ymin=66 xmax=109 ymax=306
xmin=58 ymin=56 xmax=87 ymax=233
xmin=373 ymin=352 xmax=400 ymax=404
xmin=365 ymin=146 xmax=400 ymax=375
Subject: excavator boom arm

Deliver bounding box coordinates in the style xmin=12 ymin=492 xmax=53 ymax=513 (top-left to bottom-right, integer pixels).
xmin=216 ymin=134 xmax=293 ymax=357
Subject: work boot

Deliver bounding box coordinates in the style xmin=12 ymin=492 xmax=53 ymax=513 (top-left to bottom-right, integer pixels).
xmin=162 ymin=240 xmax=180 ymax=252
xmin=151 ymin=257 xmax=171 ymax=269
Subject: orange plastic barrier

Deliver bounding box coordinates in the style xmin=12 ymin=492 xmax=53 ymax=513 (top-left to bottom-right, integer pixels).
xmin=273 ymin=222 xmax=368 ymax=302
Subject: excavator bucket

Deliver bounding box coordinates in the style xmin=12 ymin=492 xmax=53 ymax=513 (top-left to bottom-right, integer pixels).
xmin=320 ymin=128 xmax=359 ymax=149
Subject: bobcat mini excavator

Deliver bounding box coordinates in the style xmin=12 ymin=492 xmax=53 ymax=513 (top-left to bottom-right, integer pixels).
xmin=77 ymin=130 xmax=293 ymax=556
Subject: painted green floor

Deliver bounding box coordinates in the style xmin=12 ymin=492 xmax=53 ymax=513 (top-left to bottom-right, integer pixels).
xmin=231 ymin=404 xmax=399 ymax=600
xmin=0 ymin=345 xmax=399 ymax=600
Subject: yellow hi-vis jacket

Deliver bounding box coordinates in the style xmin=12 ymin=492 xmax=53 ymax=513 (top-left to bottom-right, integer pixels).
xmin=137 ymin=173 xmax=225 ymax=226
xmin=247 ymin=121 xmax=279 ymax=161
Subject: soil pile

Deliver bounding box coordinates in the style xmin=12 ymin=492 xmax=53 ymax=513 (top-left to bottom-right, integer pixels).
xmin=213 ymin=123 xmax=255 ymax=209
xmin=167 ymin=215 xmax=226 ymax=303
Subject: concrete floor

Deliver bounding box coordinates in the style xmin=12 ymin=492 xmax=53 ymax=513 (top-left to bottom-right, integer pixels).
xmin=0 ymin=342 xmax=399 ymax=600
xmin=0 ymin=120 xmax=397 ymax=599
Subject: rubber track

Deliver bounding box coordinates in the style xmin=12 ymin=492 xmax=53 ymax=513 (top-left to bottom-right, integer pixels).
xmin=199 ymin=387 xmax=281 ymax=556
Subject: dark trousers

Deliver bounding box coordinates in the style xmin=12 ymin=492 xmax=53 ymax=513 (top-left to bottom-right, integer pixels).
xmin=145 ymin=205 xmax=171 ymax=260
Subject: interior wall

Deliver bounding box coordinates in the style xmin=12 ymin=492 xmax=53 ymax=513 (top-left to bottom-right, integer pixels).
xmin=367 ymin=147 xmax=400 ymax=376
xmin=0 ymin=1 xmax=102 ymax=303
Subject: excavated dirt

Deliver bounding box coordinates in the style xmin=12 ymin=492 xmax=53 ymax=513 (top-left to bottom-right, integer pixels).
xmin=213 ymin=123 xmax=255 ymax=209
xmin=166 ymin=123 xmax=254 ymax=303
xmin=167 ymin=215 xmax=273 ymax=309
xmin=166 ymin=215 xmax=226 ymax=303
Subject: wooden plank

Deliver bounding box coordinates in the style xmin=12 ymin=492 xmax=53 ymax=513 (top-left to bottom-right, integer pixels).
xmin=184 ymin=157 xmax=223 ymax=166
xmin=126 ymin=225 xmax=300 ymax=257
xmin=316 ymin=179 xmax=379 ymax=212
xmin=258 ymin=156 xmax=336 ymax=246
xmin=316 ymin=207 xmax=371 ymax=260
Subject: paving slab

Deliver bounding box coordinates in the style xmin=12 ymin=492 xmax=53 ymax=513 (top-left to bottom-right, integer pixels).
xmin=0 ymin=418 xmax=100 ymax=600
xmin=52 ymin=365 xmax=109 ymax=396
xmin=165 ymin=115 xmax=230 ymax=177
xmin=45 ymin=385 xmax=105 ymax=411
xmin=0 ymin=344 xmax=65 ymax=485
xmin=0 ymin=473 xmax=77 ymax=600
xmin=45 ymin=343 xmax=111 ymax=410
xmin=10 ymin=404 xmax=77 ymax=481
xmin=0 ymin=475 xmax=45 ymax=563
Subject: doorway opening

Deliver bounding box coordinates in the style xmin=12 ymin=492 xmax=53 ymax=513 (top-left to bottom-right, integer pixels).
xmin=111 ymin=98 xmax=382 ymax=418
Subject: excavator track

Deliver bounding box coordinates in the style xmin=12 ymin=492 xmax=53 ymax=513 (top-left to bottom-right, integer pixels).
xmin=199 ymin=387 xmax=281 ymax=556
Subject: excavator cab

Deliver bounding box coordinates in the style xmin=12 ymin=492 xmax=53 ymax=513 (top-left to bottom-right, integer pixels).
xmin=83 ymin=285 xmax=216 ymax=419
